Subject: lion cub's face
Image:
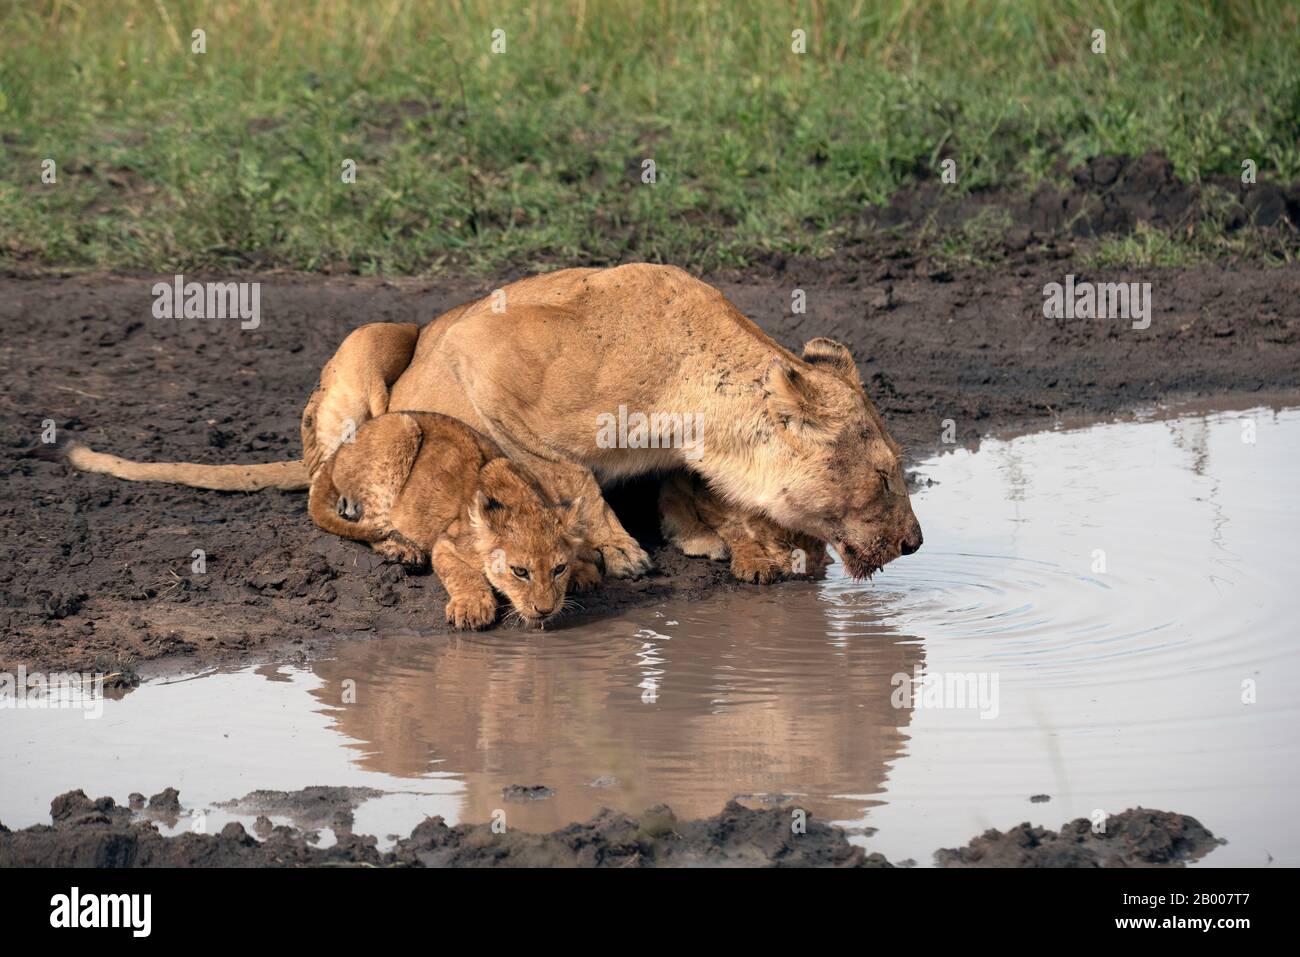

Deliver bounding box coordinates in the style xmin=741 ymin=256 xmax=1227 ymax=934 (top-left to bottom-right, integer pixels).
xmin=760 ymin=338 xmax=923 ymax=579
xmin=468 ymin=470 xmax=583 ymax=628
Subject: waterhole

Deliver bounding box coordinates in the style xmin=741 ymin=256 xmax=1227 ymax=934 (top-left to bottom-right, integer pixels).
xmin=3 ymin=404 xmax=1296 ymax=865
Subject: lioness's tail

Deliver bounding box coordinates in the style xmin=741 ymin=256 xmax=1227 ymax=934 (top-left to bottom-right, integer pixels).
xmin=31 ymin=439 xmax=309 ymax=491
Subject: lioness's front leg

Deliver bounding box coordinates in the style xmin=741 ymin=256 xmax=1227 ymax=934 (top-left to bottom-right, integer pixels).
xmin=661 ymin=471 xmax=828 ymax=582
xmin=431 ymin=537 xmax=498 ymax=630
xmin=716 ymin=512 xmax=830 ymax=583
xmin=659 ymin=471 xmax=728 ymax=560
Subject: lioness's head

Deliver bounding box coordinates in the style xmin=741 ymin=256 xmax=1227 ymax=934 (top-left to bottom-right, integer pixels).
xmin=469 ymin=460 xmax=584 ymax=628
xmin=756 ymin=337 xmax=922 ymax=579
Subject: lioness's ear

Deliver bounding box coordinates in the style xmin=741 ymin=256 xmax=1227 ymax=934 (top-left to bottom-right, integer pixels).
xmin=762 ymin=357 xmax=834 ymax=439
xmin=802 ymin=337 xmax=860 ymax=385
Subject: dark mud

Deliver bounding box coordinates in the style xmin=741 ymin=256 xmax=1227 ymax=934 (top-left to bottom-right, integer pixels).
xmin=3 ymin=153 xmax=1299 ymax=673
xmin=863 ymin=151 xmax=1300 ymax=245
xmin=0 ymin=789 xmax=390 ymax=868
xmin=0 ymin=788 xmax=1220 ymax=868
xmin=936 ymin=811 xmax=1225 ymax=868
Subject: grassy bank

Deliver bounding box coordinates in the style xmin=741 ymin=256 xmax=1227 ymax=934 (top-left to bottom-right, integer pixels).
xmin=1 ymin=0 xmax=1297 ymax=274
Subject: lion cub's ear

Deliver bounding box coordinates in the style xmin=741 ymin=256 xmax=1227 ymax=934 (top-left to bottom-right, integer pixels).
xmin=468 ymin=489 xmax=507 ymax=534
xmin=762 ymin=357 xmax=837 ymax=441
xmin=802 ymin=337 xmax=860 ymax=385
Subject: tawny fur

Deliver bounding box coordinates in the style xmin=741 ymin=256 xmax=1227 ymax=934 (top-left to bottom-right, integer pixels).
xmin=383 ymin=266 xmax=922 ymax=578
xmin=659 ymin=472 xmax=831 ymax=584
xmin=53 ymin=264 xmax=921 ymax=580
xmin=300 ymin=322 xmax=420 ymax=480
xmin=61 ymin=443 xmax=310 ymax=492
xmin=310 ymin=411 xmax=597 ymax=630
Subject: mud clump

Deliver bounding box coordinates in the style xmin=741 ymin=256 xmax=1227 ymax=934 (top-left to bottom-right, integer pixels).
xmin=140 ymin=787 xmax=182 ymax=826
xmin=146 ymin=787 xmax=181 ymax=814
xmin=214 ymin=786 xmax=387 ymax=831
xmin=501 ymin=784 xmax=555 ymax=803
xmin=935 ymin=808 xmax=1223 ymax=867
xmin=49 ymin=789 xmax=133 ymax=829
xmin=394 ymin=801 xmax=888 ymax=868
xmin=0 ymin=790 xmax=384 ymax=868
xmin=0 ymin=788 xmax=1221 ymax=869
xmin=2 ymin=789 xmax=883 ymax=868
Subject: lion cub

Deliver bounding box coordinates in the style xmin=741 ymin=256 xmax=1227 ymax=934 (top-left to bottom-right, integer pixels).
xmin=308 ymin=411 xmax=599 ymax=630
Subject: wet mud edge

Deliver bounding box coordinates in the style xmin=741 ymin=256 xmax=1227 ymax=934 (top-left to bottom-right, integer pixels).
xmin=0 ymin=787 xmax=1224 ymax=868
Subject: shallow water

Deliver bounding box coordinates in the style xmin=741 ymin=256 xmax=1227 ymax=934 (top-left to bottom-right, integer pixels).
xmin=3 ymin=405 xmax=1298 ymax=865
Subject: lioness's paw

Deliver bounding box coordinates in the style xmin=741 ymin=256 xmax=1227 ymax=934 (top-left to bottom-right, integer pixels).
xmin=670 ymin=529 xmax=729 ymax=561
xmin=773 ymin=540 xmax=830 ymax=578
xmin=596 ymin=539 xmax=653 ymax=579
xmin=729 ymin=546 xmax=779 ymax=585
xmin=445 ymin=591 xmax=498 ymax=630
xmin=568 ymin=559 xmax=602 ymax=593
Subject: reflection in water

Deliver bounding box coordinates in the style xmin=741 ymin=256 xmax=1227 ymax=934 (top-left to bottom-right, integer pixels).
xmin=1167 ymin=414 xmax=1211 ymax=477
xmin=310 ymin=589 xmax=924 ymax=830
xmin=301 ymin=403 xmax=1298 ymax=856
xmin=2 ymin=404 xmax=1297 ymax=865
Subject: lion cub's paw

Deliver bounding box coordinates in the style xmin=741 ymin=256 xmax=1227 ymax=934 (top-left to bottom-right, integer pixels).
xmin=596 ymin=537 xmax=653 ymax=579
xmin=568 ymin=558 xmax=602 ymax=593
xmin=373 ymin=536 xmax=428 ymax=569
xmin=729 ymin=544 xmax=780 ymax=585
xmin=445 ymin=590 xmax=498 ymax=630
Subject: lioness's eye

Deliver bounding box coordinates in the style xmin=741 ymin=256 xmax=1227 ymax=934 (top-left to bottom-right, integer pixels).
xmin=511 ymin=566 xmax=530 ymax=580
xmin=552 ymin=563 xmax=567 ymax=577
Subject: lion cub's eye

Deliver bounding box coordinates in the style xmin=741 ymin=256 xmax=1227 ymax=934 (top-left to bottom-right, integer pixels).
xmin=511 ymin=566 xmax=530 ymax=580
xmin=552 ymin=563 xmax=567 ymax=577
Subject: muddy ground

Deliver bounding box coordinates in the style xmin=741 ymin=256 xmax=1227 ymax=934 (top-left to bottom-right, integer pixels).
xmin=2 ymin=153 xmax=1299 ymax=675
xmin=0 ymin=787 xmax=1221 ymax=868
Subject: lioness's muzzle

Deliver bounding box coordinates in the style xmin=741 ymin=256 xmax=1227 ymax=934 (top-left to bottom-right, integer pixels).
xmin=900 ymin=520 xmax=923 ymax=556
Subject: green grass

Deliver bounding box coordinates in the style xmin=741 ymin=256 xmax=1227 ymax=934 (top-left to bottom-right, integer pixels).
xmin=926 ymin=207 xmax=1016 ymax=268
xmin=0 ymin=0 xmax=1297 ymax=274
xmin=1087 ymin=222 xmax=1204 ymax=268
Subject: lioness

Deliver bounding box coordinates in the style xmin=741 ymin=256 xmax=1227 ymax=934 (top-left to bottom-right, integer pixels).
xmin=56 ymin=264 xmax=922 ymax=580
xmin=310 ymin=411 xmax=596 ymax=629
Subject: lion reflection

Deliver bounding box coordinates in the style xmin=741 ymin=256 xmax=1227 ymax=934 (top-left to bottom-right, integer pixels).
xmin=310 ymin=588 xmax=923 ymax=831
